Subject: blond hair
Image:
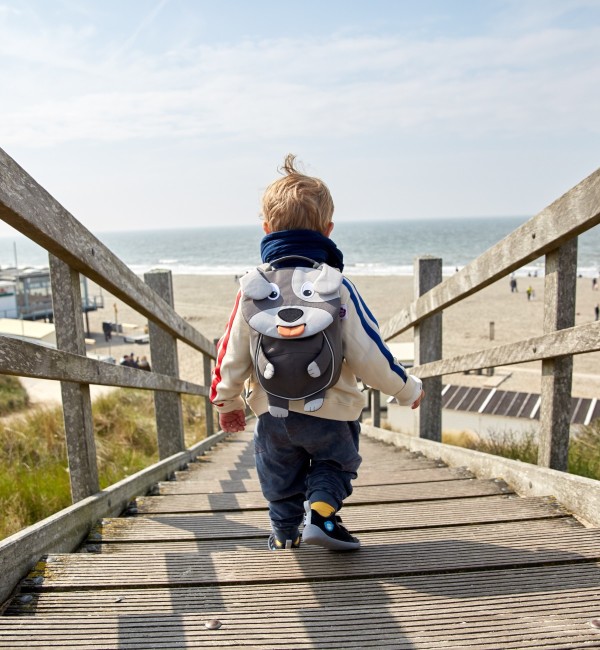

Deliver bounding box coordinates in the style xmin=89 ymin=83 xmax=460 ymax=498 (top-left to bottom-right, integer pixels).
xmin=261 ymin=154 xmax=334 ymax=233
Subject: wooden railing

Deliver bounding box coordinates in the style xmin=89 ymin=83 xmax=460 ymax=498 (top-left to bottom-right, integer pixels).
xmin=370 ymin=167 xmax=600 ymax=472
xmin=0 ymin=147 xmax=224 ymax=603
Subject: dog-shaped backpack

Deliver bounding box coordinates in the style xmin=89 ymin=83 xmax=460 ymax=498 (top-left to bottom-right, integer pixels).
xmin=239 ymin=256 xmax=344 ymax=418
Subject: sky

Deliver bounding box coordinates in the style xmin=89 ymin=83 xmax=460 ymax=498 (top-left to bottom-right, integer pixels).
xmin=0 ymin=0 xmax=599 ymax=237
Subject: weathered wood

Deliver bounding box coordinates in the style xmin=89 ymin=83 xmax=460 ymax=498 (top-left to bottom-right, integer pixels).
xmin=409 ymin=320 xmax=600 ymax=379
xmin=145 ymin=270 xmax=185 ymax=459
xmin=538 ymin=240 xmax=577 ymax=471
xmin=0 ymin=335 xmax=207 ymax=395
xmin=381 ymin=167 xmax=600 ymax=339
xmin=18 ymin=519 xmax=600 ymax=590
xmin=370 ymin=389 xmax=381 ymax=427
xmin=49 ymin=255 xmax=99 ymax=501
xmin=362 ymin=423 xmax=600 ymax=527
xmin=203 ymin=353 xmax=214 ymax=437
xmin=414 ymin=256 xmax=442 ymax=441
xmin=0 ymin=147 xmax=216 ymax=359
xmin=3 ymin=428 xmax=600 ymax=648
xmin=159 ymin=467 xmax=470 ymax=494
xmin=6 ymin=563 xmax=599 ymax=616
xmin=89 ymin=497 xmax=564 ymax=544
xmin=0 ymin=430 xmax=232 ymax=607
xmin=134 ymin=479 xmax=509 ymax=513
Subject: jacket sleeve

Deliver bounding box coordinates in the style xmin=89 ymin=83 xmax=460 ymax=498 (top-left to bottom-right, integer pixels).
xmin=341 ymin=278 xmax=423 ymax=406
xmin=210 ymin=291 xmax=253 ymax=414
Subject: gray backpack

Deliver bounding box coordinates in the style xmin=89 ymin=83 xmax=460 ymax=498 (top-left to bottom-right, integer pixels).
xmin=239 ymin=257 xmax=344 ymax=418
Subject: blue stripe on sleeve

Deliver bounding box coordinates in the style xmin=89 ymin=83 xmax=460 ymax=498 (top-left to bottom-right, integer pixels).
xmin=343 ymin=278 xmax=408 ymax=382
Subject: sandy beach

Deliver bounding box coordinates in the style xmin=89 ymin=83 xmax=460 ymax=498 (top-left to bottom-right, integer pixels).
xmin=79 ymin=273 xmax=600 ymax=402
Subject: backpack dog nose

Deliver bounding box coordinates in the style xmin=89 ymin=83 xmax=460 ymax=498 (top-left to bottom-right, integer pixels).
xmin=278 ymin=308 xmax=303 ymax=323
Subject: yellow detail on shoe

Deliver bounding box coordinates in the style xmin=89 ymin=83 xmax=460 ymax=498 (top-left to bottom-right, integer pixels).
xmin=274 ymin=538 xmax=284 ymax=548
xmin=311 ymin=501 xmax=335 ymax=517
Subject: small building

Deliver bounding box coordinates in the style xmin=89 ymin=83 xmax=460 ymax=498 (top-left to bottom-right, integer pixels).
xmin=0 ymin=280 xmax=17 ymax=318
xmin=0 ymin=267 xmax=103 ymax=321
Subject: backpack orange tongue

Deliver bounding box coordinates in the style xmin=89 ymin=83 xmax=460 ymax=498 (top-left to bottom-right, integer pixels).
xmin=277 ymin=324 xmax=305 ymax=338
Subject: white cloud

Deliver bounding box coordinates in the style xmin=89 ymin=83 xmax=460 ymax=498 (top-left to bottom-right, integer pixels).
xmin=1 ymin=23 xmax=599 ymax=148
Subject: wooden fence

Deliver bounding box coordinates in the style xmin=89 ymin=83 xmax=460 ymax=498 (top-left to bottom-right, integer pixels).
xmin=371 ymin=166 xmax=600 ymax=472
xmin=0 ymin=145 xmax=598 ymax=605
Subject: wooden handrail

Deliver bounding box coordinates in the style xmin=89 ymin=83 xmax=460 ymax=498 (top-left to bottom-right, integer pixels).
xmin=0 ymin=335 xmax=208 ymax=395
xmin=381 ymin=167 xmax=600 ymax=340
xmin=0 ymin=147 xmax=216 ymax=360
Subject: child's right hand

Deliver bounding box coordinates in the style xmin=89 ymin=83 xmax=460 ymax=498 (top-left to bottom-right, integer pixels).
xmin=411 ymin=389 xmax=425 ymax=410
xmin=219 ymin=410 xmax=247 ymax=432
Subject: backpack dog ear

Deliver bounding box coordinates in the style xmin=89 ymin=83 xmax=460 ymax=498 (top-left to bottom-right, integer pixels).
xmin=314 ymin=264 xmax=343 ymax=295
xmin=239 ymin=269 xmax=274 ymax=300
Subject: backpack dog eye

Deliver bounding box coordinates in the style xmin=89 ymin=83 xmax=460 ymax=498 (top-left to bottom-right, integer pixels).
xmin=239 ymin=256 xmax=344 ymax=418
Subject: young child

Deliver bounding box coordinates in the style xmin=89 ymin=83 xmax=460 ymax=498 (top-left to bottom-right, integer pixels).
xmin=210 ymin=155 xmax=424 ymax=551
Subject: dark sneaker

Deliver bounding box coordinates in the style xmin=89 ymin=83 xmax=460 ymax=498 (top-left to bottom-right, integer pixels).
xmin=301 ymin=500 xmax=360 ymax=551
xmin=268 ymin=532 xmax=301 ymax=550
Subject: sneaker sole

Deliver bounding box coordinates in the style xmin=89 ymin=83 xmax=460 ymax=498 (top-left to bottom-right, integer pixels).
xmin=302 ymin=524 xmax=360 ymax=551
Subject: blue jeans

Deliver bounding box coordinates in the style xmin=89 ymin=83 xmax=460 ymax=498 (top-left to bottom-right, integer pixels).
xmin=254 ymin=412 xmax=362 ymax=539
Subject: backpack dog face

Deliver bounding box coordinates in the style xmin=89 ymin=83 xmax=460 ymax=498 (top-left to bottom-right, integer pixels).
xmin=239 ymin=262 xmax=344 ymax=417
xmin=240 ymin=264 xmax=343 ymax=337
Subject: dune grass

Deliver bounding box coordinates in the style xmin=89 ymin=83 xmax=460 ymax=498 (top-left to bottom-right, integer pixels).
xmin=0 ymin=376 xmax=29 ymax=417
xmin=457 ymin=419 xmax=600 ymax=480
xmin=0 ymin=388 xmax=212 ymax=540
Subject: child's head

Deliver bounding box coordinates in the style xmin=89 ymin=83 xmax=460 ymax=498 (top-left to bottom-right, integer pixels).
xmin=261 ymin=154 xmax=334 ymax=235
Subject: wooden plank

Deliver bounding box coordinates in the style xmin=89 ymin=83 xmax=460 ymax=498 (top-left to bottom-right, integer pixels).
xmin=86 ymin=497 xmax=566 ymax=544
xmin=0 ymin=147 xmax=216 ymax=359
xmin=0 ymin=430 xmax=232 ymax=607
xmin=381 ymin=166 xmax=600 ymax=339
xmin=410 ymin=321 xmax=600 ymax=379
xmin=362 ymin=424 xmax=600 ymax=527
xmin=0 ymin=597 xmax=598 ymax=650
xmin=18 ymin=519 xmax=600 ymax=590
xmin=9 ymin=563 xmax=599 ymax=617
xmin=134 ymin=479 xmax=511 ymax=513
xmin=0 ymin=335 xmax=208 ymax=396
xmin=157 ymin=467 xmax=470 ymax=494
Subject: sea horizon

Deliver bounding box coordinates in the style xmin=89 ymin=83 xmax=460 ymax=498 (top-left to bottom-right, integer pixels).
xmin=1 ymin=216 xmax=598 ymax=279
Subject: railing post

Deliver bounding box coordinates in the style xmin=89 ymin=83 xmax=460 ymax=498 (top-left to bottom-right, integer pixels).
xmin=203 ymin=353 xmax=215 ymax=437
xmin=414 ymin=256 xmax=443 ymax=441
xmin=538 ymin=239 xmax=577 ymax=471
xmin=49 ymin=255 xmax=100 ymax=501
xmin=371 ymin=389 xmax=381 ymax=428
xmin=144 ymin=269 xmax=185 ymax=459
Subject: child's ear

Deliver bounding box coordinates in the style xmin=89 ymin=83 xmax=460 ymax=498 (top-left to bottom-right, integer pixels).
xmin=314 ymin=264 xmax=343 ymax=295
xmin=239 ymin=269 xmax=273 ymax=299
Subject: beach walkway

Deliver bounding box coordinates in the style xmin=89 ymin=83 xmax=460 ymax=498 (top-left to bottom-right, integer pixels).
xmin=2 ymin=427 xmax=600 ymax=648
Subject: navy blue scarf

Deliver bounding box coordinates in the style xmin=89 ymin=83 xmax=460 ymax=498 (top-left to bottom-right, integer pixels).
xmin=260 ymin=229 xmax=344 ymax=271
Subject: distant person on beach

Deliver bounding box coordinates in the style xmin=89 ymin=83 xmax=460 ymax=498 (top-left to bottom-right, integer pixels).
xmin=211 ymin=154 xmax=424 ymax=552
xmin=526 ymin=286 xmax=533 ymax=301
xmin=510 ymin=276 xmax=518 ymax=293
xmin=138 ymin=356 xmax=151 ymax=371
xmin=102 ymin=321 xmax=112 ymax=342
xmin=593 ymin=277 xmax=598 ymax=291
xmin=595 ymin=304 xmax=599 ymax=321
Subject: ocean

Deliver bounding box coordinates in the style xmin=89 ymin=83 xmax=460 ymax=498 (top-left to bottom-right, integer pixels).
xmin=1 ymin=217 xmax=598 ymax=278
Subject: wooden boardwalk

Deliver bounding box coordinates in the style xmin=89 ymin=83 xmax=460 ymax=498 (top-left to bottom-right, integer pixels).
xmin=2 ymin=429 xmax=600 ymax=649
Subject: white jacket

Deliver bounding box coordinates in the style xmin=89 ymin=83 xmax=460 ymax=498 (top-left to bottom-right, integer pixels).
xmin=210 ymin=276 xmax=422 ymax=421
